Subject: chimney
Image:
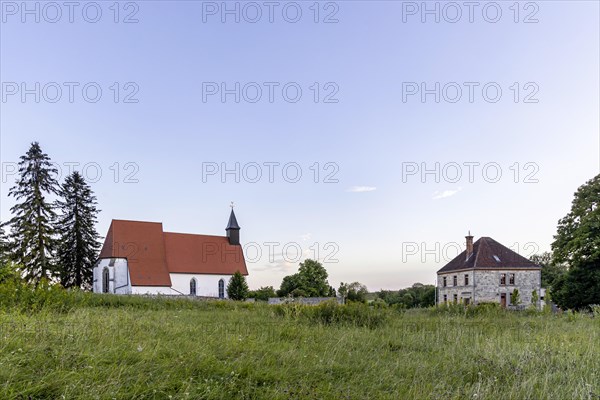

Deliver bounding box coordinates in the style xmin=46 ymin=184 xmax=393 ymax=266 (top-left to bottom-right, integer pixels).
xmin=466 ymin=231 xmax=474 ymax=261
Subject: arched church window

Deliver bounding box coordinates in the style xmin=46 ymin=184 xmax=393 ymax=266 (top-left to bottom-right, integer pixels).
xmin=102 ymin=267 xmax=110 ymax=293
xmin=218 ymin=279 xmax=225 ymax=299
xmin=190 ymin=278 xmax=197 ymax=296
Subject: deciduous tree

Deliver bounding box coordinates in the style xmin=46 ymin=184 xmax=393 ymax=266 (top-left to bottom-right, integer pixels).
xmin=278 ymin=259 xmax=331 ymax=297
xmin=551 ymin=174 xmax=600 ymax=309
xmin=338 ymin=281 xmax=368 ymax=303
xmin=0 ymin=221 xmax=9 ymax=265
xmin=530 ymin=252 xmax=567 ymax=289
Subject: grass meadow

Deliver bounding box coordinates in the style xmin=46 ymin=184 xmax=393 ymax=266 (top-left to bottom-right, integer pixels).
xmin=0 ymin=295 xmax=598 ymax=399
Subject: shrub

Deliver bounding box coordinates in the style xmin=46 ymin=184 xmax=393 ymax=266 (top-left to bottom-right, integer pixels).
xmin=466 ymin=302 xmax=503 ymax=318
xmin=274 ymin=300 xmax=389 ymax=329
xmin=510 ymin=289 xmax=521 ymax=306
xmin=429 ymin=302 xmax=505 ymax=318
xmin=430 ymin=302 xmax=468 ymax=316
xmin=248 ymin=286 xmax=276 ymax=302
xmin=531 ymin=290 xmax=539 ymax=308
xmin=371 ymin=298 xmax=388 ymax=309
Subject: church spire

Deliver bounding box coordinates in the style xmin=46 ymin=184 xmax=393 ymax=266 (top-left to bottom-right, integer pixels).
xmin=226 ymin=203 xmax=240 ymax=245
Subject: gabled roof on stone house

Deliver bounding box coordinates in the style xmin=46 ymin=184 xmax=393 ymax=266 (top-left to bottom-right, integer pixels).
xmin=437 ymin=237 xmax=541 ymax=274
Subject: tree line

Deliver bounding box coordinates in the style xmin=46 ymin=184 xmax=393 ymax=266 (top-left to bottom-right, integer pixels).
xmin=247 ymin=258 xmax=434 ymax=307
xmin=0 ymin=142 xmax=100 ymax=289
xmin=247 ymin=259 xmax=371 ymax=303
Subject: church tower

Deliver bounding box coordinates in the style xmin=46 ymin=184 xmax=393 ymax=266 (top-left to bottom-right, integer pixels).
xmin=226 ymin=206 xmax=240 ymax=245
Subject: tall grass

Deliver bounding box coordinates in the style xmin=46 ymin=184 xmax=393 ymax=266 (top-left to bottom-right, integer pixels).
xmin=273 ymin=299 xmax=390 ymax=328
xmin=0 ymin=285 xmax=598 ymax=399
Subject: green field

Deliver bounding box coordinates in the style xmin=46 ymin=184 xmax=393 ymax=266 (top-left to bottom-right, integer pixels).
xmin=0 ymin=297 xmax=598 ymax=399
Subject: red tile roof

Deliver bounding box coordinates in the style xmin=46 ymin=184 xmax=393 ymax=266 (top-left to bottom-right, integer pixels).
xmin=437 ymin=237 xmax=541 ymax=274
xmin=99 ymin=220 xmax=247 ymax=286
xmin=163 ymin=232 xmax=247 ymax=275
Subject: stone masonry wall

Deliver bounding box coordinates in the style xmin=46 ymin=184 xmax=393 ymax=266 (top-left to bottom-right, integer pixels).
xmin=437 ymin=271 xmax=474 ymax=304
xmin=474 ymin=270 xmax=541 ymax=306
xmin=438 ymin=270 xmax=541 ymax=306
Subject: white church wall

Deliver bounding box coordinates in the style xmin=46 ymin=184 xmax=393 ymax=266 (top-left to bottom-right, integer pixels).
xmin=169 ymin=273 xmax=232 ymax=298
xmin=131 ymin=286 xmax=177 ymax=295
xmin=93 ymin=258 xmax=131 ymax=294
xmin=92 ymin=260 xmax=236 ymax=298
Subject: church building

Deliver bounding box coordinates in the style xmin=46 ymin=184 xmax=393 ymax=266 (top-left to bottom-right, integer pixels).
xmin=93 ymin=208 xmax=247 ymax=297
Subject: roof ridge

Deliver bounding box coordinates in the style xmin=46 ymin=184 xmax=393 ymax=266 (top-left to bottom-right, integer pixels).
xmin=164 ymin=232 xmax=226 ymax=238
xmin=472 ymin=236 xmax=485 ymax=268
xmin=113 ymin=219 xmax=163 ymax=225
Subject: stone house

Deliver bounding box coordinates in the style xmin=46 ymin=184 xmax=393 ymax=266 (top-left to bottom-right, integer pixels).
xmin=436 ymin=234 xmax=542 ymax=308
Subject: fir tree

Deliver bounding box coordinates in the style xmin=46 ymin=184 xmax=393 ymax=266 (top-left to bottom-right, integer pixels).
xmin=227 ymin=271 xmax=249 ymax=301
xmin=6 ymin=142 xmax=59 ymax=283
xmin=56 ymin=171 xmax=101 ymax=289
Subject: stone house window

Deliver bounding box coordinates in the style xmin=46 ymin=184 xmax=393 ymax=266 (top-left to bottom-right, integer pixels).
xmin=453 ymin=294 xmax=458 ymax=303
xmin=509 ymin=273 xmax=515 ymax=285
xmin=500 ymin=273 xmax=506 ymax=285
xmin=464 ymin=274 xmax=469 ymax=285
xmin=453 ymin=275 xmax=457 ymax=286
xmin=443 ymin=294 xmax=447 ymax=303
xmin=443 ymin=277 xmax=447 ymax=287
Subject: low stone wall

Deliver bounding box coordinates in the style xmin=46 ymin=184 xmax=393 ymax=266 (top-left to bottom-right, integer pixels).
xmin=137 ymin=294 xmax=229 ymax=301
xmin=268 ymin=297 xmax=342 ymax=305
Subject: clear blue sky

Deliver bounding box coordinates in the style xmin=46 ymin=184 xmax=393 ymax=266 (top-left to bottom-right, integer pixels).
xmin=1 ymin=1 xmax=598 ymax=291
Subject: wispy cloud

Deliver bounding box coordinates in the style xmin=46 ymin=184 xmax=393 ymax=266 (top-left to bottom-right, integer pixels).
xmin=249 ymin=249 xmax=314 ymax=272
xmin=432 ymin=187 xmax=462 ymax=200
xmin=347 ymin=186 xmax=377 ymax=193
xmin=253 ymin=257 xmax=303 ymax=273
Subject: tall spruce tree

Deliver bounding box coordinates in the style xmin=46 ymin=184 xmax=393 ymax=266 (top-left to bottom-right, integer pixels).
xmin=7 ymin=142 xmax=59 ymax=283
xmin=56 ymin=171 xmax=101 ymax=289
